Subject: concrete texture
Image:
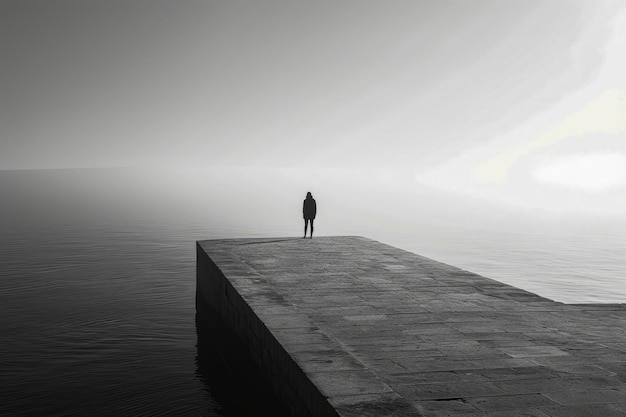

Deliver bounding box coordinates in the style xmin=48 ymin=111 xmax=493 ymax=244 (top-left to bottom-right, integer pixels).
xmin=196 ymin=236 xmax=626 ymax=417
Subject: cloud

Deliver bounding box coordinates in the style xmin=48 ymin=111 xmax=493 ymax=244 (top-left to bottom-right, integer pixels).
xmin=474 ymin=89 xmax=626 ymax=185
xmin=531 ymin=152 xmax=626 ymax=193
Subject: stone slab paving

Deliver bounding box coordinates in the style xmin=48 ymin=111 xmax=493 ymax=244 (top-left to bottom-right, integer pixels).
xmin=197 ymin=236 xmax=626 ymax=417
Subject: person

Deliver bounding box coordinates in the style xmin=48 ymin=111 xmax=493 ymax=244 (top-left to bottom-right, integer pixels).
xmin=303 ymin=192 xmax=316 ymax=239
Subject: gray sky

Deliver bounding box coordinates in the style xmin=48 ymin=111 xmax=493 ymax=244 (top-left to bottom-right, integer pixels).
xmin=2 ymin=1 xmax=625 ymax=213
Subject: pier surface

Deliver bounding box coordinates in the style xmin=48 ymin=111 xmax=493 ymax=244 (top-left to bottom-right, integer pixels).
xmin=196 ymin=236 xmax=626 ymax=417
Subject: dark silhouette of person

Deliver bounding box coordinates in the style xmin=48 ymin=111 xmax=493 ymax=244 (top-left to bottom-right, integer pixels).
xmin=303 ymin=192 xmax=316 ymax=239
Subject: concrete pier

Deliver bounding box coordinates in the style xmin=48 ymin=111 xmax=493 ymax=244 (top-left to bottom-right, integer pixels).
xmin=196 ymin=236 xmax=626 ymax=417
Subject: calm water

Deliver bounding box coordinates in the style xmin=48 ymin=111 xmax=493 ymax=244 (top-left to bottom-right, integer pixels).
xmin=1 ymin=168 xmax=625 ymax=416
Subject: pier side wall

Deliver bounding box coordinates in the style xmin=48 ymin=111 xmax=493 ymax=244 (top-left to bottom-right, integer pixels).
xmin=196 ymin=242 xmax=337 ymax=417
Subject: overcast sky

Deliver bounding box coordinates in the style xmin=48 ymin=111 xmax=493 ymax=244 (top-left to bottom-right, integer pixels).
xmin=1 ymin=0 xmax=625 ymax=213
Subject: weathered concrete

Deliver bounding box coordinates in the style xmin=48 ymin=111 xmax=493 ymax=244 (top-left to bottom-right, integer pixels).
xmin=196 ymin=236 xmax=626 ymax=417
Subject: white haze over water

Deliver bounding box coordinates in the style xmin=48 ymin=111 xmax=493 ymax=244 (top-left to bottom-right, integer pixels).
xmin=3 ymin=167 xmax=626 ymax=304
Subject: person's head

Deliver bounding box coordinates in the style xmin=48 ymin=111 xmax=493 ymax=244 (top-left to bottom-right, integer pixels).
xmin=306 ymin=192 xmax=312 ymax=198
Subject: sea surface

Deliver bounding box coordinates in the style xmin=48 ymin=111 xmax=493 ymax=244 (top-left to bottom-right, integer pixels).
xmin=1 ymin=167 xmax=625 ymax=416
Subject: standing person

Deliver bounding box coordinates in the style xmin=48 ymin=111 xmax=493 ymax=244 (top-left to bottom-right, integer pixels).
xmin=303 ymin=192 xmax=316 ymax=239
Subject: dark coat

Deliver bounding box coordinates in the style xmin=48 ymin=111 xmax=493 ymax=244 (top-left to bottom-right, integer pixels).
xmin=303 ymin=197 xmax=316 ymax=219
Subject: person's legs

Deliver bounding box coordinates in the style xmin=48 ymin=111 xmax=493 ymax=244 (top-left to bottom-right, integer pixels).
xmin=310 ymin=219 xmax=314 ymax=238
xmin=304 ymin=219 xmax=308 ymax=238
